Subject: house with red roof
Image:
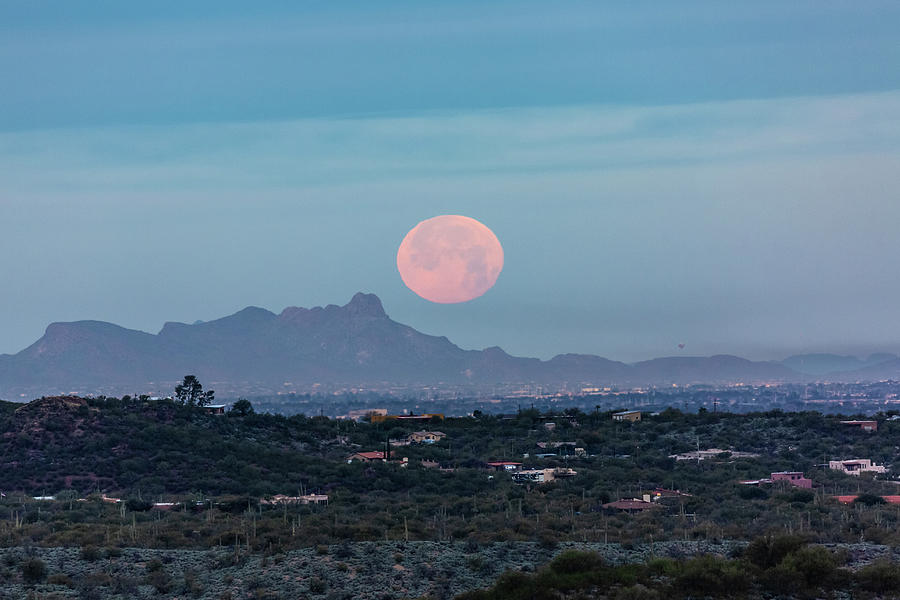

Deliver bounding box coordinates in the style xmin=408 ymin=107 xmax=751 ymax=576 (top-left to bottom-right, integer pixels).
xmin=347 ymin=451 xmax=387 ymax=463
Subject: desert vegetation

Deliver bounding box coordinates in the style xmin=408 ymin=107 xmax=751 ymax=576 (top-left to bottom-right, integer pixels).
xmin=2 ymin=395 xmax=900 ymax=597
xmin=458 ymin=536 xmax=900 ymax=600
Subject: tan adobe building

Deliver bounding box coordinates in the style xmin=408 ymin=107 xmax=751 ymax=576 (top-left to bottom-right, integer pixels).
xmin=828 ymin=459 xmax=887 ymax=476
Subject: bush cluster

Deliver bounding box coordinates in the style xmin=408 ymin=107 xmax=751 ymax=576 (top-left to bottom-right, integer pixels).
xmin=457 ymin=537 xmax=900 ymax=599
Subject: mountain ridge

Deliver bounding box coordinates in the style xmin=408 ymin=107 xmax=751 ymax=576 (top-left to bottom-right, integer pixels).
xmin=0 ymin=292 xmax=895 ymax=399
xmin=781 ymin=352 xmax=898 ymax=376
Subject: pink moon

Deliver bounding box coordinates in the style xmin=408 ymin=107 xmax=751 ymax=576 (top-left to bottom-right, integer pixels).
xmin=397 ymin=215 xmax=504 ymax=304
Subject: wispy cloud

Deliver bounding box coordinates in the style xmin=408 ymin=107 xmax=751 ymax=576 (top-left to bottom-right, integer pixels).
xmin=2 ymin=91 xmax=899 ymax=197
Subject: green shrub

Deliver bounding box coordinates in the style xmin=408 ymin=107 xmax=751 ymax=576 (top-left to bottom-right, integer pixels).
xmin=21 ymin=558 xmax=46 ymax=585
xmin=467 ymin=555 xmax=491 ymax=574
xmin=745 ymin=535 xmax=806 ymax=569
xmin=549 ymin=550 xmax=604 ymax=575
xmin=737 ymin=486 xmax=768 ymax=500
xmin=183 ymin=569 xmax=203 ymax=598
xmin=646 ymin=557 xmax=678 ymax=577
xmin=759 ymin=563 xmax=800 ymax=595
xmin=333 ymin=541 xmax=353 ymax=559
xmin=676 ymin=555 xmax=750 ymax=597
xmin=83 ymin=571 xmax=114 ymax=587
xmin=781 ymin=545 xmax=838 ymax=589
xmin=146 ymin=558 xmax=164 ymax=573
xmin=47 ymin=573 xmax=73 ymax=587
xmin=113 ymin=575 xmax=140 ymax=595
xmin=857 ymin=559 xmax=900 ymax=593
xmin=537 ymin=532 xmax=558 ymax=550
xmin=785 ymin=489 xmax=815 ymax=504
xmin=488 ymin=570 xmax=540 ymax=600
xmin=854 ymin=493 xmax=886 ymax=506
xmin=146 ymin=569 xmax=171 ymax=594
xmin=615 ymin=583 xmax=660 ymax=600
xmin=309 ymin=576 xmax=327 ymax=594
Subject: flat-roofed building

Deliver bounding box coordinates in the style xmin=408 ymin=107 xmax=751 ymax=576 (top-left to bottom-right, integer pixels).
xmin=770 ymin=471 xmax=813 ymax=488
xmin=512 ymin=467 xmax=577 ymax=484
xmin=612 ymin=411 xmax=642 ymax=422
xmin=828 ymin=459 xmax=887 ymax=476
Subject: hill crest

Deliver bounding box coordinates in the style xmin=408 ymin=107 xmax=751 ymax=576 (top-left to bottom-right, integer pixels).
xmin=0 ymin=293 xmax=877 ymax=399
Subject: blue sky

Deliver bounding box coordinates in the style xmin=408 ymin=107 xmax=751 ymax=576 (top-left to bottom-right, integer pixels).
xmin=1 ymin=1 xmax=899 ymax=362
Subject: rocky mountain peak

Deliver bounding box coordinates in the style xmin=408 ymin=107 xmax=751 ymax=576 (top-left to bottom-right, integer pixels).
xmin=345 ymin=292 xmax=387 ymax=319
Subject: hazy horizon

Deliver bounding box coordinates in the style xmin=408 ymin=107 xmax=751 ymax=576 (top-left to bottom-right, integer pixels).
xmin=3 ymin=290 xmax=900 ymax=366
xmin=3 ymin=2 xmax=900 ymax=363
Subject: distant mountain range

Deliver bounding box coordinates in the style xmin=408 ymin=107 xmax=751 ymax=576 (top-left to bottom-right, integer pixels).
xmin=780 ymin=353 xmax=898 ymax=376
xmin=1 ymin=292 xmax=898 ymax=399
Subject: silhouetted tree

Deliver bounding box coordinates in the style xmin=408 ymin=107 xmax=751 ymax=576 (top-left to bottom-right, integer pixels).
xmin=175 ymin=375 xmax=215 ymax=407
xmin=199 ymin=388 xmax=215 ymax=407
xmin=229 ymin=398 xmax=254 ymax=417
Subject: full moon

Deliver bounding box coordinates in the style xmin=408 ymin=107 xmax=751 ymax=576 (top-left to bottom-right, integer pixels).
xmin=397 ymin=215 xmax=504 ymax=303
